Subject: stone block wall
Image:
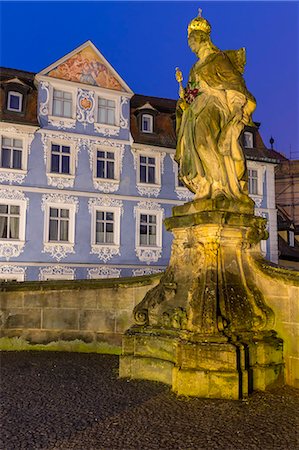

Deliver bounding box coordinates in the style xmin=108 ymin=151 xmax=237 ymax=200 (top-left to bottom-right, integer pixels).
xmin=253 ymin=260 xmax=299 ymax=388
xmin=0 ymin=275 xmax=161 ymax=346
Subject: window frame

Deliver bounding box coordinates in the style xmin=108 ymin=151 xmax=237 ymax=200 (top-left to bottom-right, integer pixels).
xmin=90 ymin=205 xmax=121 ymax=249
xmin=247 ymin=163 xmax=264 ymax=201
xmin=48 ymin=82 xmax=77 ymax=122
xmin=244 ymin=131 xmax=254 ymax=149
xmin=136 ymin=151 xmax=161 ymax=187
xmin=141 ymin=114 xmax=154 ymax=133
xmin=135 ymin=208 xmax=163 ymax=251
xmin=94 ymin=148 xmax=117 ymax=181
xmin=45 ymin=138 xmax=76 ymax=187
xmin=95 ymin=93 xmax=120 ymax=129
xmin=0 ymin=129 xmax=34 ymax=181
xmin=0 ymin=198 xmax=26 ymax=244
xmin=43 ymin=202 xmax=76 ymax=246
xmin=7 ymin=91 xmax=23 ymax=113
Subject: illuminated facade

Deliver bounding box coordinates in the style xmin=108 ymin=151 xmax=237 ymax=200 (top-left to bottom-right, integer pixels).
xmin=0 ymin=41 xmax=280 ymax=281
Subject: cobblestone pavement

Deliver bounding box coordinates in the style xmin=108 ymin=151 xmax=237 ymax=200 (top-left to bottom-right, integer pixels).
xmin=0 ymin=352 xmax=298 ymax=450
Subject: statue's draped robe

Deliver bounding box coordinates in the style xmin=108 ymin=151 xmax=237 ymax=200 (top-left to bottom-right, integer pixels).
xmin=175 ymin=51 xmax=256 ymax=199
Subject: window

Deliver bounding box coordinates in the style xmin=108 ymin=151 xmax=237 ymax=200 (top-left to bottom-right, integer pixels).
xmin=89 ymin=198 xmax=122 ymax=261
xmin=289 ymin=230 xmax=295 ymax=247
xmin=248 ymin=169 xmax=258 ymax=195
xmin=96 ymin=150 xmax=115 ymax=179
xmin=0 ymin=204 xmax=20 ymax=239
xmin=139 ymin=214 xmax=157 ymax=246
xmin=7 ymin=91 xmax=23 ymax=112
xmin=50 ymin=144 xmax=70 ymax=174
xmin=52 ymin=89 xmax=72 ymax=118
xmin=139 ymin=155 xmax=156 ymax=184
xmin=95 ymin=211 xmax=115 ymax=244
xmin=141 ymin=114 xmax=153 ymax=133
xmin=1 ymin=137 xmax=22 ymax=170
xmin=134 ymin=202 xmax=164 ymax=263
xmin=48 ymin=207 xmax=70 ymax=242
xmin=244 ymin=131 xmax=253 ymax=148
xmin=97 ymin=98 xmax=116 ymax=125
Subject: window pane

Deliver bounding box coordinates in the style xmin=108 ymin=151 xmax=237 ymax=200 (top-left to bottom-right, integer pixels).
xmin=106 ymin=232 xmax=114 ymax=244
xmin=0 ymin=205 xmax=8 ymax=213
xmin=9 ymin=95 xmax=20 ymax=110
xmin=50 ymin=208 xmax=58 ymax=218
xmin=60 ymin=220 xmax=69 ymax=241
xmin=51 ymin=154 xmax=60 ymax=173
xmin=107 ymin=109 xmax=115 ymax=125
xmin=107 ymin=152 xmax=114 ymax=160
xmin=106 ymin=212 xmax=114 ymax=221
xmin=13 ymin=150 xmax=22 ymax=169
xmin=96 ymin=211 xmax=104 ymax=221
xmin=3 ymin=138 xmax=12 ymax=147
xmin=107 ymin=161 xmax=114 ymax=179
xmin=10 ymin=205 xmax=20 ymax=214
xmin=106 ymin=222 xmax=114 ymax=233
xmin=49 ymin=219 xmax=58 ymax=240
xmin=63 ymin=101 xmax=72 ymax=118
xmin=140 ymin=234 xmax=147 ymax=245
xmin=140 ymin=224 xmax=147 ymax=235
xmin=97 ymin=160 xmax=105 ymax=178
xmin=148 ymin=166 xmax=155 ymax=183
xmin=1 ymin=148 xmax=11 ymax=168
xmin=53 ymin=99 xmax=62 ymax=116
xmin=0 ymin=217 xmax=8 ymax=238
xmin=9 ymin=217 xmax=19 ymax=239
xmin=149 ymin=215 xmax=156 ymax=224
xmin=64 ymin=92 xmax=72 ymax=100
xmin=98 ymin=108 xmax=106 ymax=123
xmin=148 ymin=157 xmax=155 ymax=165
xmin=60 ymin=209 xmax=69 ymax=218
xmin=140 ymin=165 xmax=146 ymax=183
xmin=62 ymin=155 xmax=70 ymax=174
xmin=54 ymin=90 xmax=63 ymax=99
xmin=13 ymin=139 xmax=22 ymax=149
xmin=62 ymin=146 xmax=70 ymax=154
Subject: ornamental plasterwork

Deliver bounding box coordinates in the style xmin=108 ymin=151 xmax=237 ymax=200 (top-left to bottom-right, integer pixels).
xmin=134 ymin=200 xmax=164 ymax=217
xmin=137 ymin=185 xmax=161 ymax=197
xmin=132 ymin=267 xmax=163 ymax=277
xmin=120 ymin=97 xmax=129 ymax=128
xmin=39 ymin=265 xmax=75 ymax=281
xmin=94 ymin=124 xmax=120 ymax=136
xmin=41 ymin=133 xmax=81 ymax=168
xmin=251 ymin=196 xmax=263 ymax=208
xmin=87 ymin=139 xmax=125 ymax=171
xmin=0 ymin=172 xmax=26 ymax=185
xmin=0 ymin=243 xmax=25 ymax=261
xmin=77 ymin=89 xmax=95 ymax=128
xmin=39 ymin=81 xmax=49 ymax=116
xmin=131 ymin=148 xmax=165 ymax=170
xmin=41 ymin=193 xmax=79 ymax=213
xmin=88 ymin=196 xmax=123 ymax=215
xmin=90 ymin=245 xmax=120 ymax=263
xmin=47 ymin=175 xmax=75 ymax=190
xmin=48 ymin=118 xmax=76 ymax=130
xmin=87 ymin=266 xmax=121 ymax=279
xmin=43 ymin=244 xmax=75 ymax=262
xmin=135 ymin=248 xmax=162 ymax=264
xmin=0 ymin=189 xmax=29 ymax=205
xmin=93 ymin=180 xmax=119 ymax=193
xmin=0 ymin=265 xmax=26 ymax=278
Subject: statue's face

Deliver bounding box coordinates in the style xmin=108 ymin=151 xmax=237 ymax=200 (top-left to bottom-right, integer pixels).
xmin=188 ymin=32 xmax=202 ymax=54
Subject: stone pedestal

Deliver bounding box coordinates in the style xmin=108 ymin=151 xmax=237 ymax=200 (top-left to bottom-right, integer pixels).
xmin=120 ymin=198 xmax=284 ymax=399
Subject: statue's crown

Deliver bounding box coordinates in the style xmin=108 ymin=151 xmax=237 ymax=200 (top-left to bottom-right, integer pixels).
xmin=188 ymin=9 xmax=211 ymax=36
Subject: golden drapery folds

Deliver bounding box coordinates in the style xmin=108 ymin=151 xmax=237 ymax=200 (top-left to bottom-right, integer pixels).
xmin=175 ymin=13 xmax=256 ymax=201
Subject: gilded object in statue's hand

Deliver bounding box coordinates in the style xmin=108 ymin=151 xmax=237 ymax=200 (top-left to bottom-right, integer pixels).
xmin=175 ymin=67 xmax=183 ymax=83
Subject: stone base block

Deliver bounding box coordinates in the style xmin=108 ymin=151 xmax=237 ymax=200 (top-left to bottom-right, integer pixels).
xmin=120 ymin=329 xmax=284 ymax=399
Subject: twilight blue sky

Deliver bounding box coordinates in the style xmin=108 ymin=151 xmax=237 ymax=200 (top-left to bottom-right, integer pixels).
xmin=0 ymin=1 xmax=298 ymax=158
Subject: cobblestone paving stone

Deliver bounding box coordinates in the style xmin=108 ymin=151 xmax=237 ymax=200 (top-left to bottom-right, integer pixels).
xmin=0 ymin=352 xmax=298 ymax=450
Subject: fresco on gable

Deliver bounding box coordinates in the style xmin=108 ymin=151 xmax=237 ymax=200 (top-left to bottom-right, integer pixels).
xmin=46 ymin=46 xmax=124 ymax=91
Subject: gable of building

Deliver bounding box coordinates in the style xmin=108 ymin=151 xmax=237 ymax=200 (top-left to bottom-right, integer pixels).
xmin=37 ymin=41 xmax=133 ymax=94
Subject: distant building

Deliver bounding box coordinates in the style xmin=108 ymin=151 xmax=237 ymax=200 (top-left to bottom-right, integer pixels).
xmin=275 ymin=159 xmax=299 ymax=269
xmin=0 ymin=41 xmax=280 ymax=281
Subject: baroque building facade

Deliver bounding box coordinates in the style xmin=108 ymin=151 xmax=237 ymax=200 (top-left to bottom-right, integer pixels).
xmin=0 ymin=41 xmax=280 ymax=281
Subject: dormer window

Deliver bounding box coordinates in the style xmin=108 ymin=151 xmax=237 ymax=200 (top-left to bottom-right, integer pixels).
xmin=244 ymin=131 xmax=253 ymax=148
xmin=7 ymin=91 xmax=23 ymax=112
xmin=141 ymin=114 xmax=153 ymax=133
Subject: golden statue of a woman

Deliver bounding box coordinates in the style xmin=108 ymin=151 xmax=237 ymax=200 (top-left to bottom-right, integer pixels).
xmin=175 ymin=11 xmax=256 ymax=201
